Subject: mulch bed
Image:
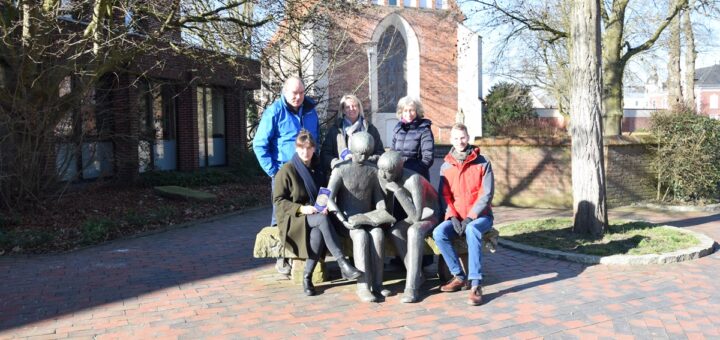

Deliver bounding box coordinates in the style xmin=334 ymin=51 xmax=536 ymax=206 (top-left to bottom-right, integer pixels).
xmin=0 ymin=179 xmax=270 ymax=255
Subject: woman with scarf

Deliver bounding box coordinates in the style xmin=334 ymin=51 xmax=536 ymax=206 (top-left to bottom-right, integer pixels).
xmin=274 ymin=130 xmax=363 ymax=296
xmin=321 ymin=94 xmax=384 ymax=173
xmin=390 ymin=96 xmax=434 ymax=180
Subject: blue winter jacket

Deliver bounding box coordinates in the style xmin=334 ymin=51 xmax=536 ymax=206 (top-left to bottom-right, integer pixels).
xmin=391 ymin=118 xmax=435 ymax=179
xmin=253 ymin=96 xmax=319 ymax=177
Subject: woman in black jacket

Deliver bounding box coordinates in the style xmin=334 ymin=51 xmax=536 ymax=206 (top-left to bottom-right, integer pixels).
xmin=390 ymin=96 xmax=434 ymax=180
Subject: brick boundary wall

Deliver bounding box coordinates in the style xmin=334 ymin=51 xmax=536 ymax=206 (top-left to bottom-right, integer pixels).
xmin=436 ymin=134 xmax=657 ymax=209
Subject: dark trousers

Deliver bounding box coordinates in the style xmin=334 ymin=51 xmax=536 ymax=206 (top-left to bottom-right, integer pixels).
xmin=305 ymin=214 xmax=346 ymax=275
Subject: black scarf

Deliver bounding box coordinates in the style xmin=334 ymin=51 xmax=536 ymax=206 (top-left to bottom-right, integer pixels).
xmin=291 ymin=153 xmax=320 ymax=204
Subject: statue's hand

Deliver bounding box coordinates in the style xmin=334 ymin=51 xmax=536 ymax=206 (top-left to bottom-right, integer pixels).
xmin=343 ymin=219 xmax=356 ymax=230
xmin=385 ymin=181 xmax=401 ymax=192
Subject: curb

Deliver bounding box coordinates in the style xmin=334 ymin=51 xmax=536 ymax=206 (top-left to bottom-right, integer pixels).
xmin=631 ymin=202 xmax=720 ymax=213
xmin=495 ymin=223 xmax=717 ymax=265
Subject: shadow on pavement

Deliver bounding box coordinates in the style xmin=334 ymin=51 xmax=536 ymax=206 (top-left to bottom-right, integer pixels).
xmin=0 ymin=208 xmax=276 ymax=331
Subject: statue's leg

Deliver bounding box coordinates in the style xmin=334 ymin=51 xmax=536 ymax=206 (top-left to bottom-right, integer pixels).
xmin=350 ymin=228 xmax=376 ymax=303
xmin=401 ymin=219 xmax=434 ymax=303
xmin=388 ymin=221 xmax=409 ymax=265
xmin=368 ymin=226 xmax=387 ymax=297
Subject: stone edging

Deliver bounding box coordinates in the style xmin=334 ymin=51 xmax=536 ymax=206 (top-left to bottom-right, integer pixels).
xmin=632 ymin=202 xmax=720 ymax=213
xmin=495 ymin=222 xmax=716 ymax=265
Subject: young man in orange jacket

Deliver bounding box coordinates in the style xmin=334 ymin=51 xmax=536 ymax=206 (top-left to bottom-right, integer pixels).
xmin=432 ymin=123 xmax=497 ymax=306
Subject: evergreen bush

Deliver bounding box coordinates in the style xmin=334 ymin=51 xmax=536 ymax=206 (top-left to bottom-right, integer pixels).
xmin=650 ymin=109 xmax=720 ymax=202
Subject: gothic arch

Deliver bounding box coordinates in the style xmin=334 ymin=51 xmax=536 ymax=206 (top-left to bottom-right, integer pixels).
xmin=368 ymin=13 xmax=420 ymax=145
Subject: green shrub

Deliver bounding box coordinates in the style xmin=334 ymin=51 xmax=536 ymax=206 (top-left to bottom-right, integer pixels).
xmin=483 ymin=81 xmax=537 ymax=136
xmin=81 ymin=218 xmax=117 ymax=244
xmin=650 ymin=110 xmax=720 ymax=202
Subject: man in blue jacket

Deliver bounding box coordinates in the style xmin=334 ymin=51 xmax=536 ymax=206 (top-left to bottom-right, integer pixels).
xmin=253 ymin=76 xmax=320 ymax=275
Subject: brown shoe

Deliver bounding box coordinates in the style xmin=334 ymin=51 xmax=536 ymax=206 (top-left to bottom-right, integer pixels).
xmin=440 ymin=276 xmax=469 ymax=292
xmin=467 ymin=286 xmax=482 ymax=305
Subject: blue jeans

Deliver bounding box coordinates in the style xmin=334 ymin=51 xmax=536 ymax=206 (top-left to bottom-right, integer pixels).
xmin=432 ymin=216 xmax=493 ymax=282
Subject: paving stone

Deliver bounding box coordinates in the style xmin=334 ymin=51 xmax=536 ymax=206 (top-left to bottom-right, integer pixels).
xmin=1 ymin=206 xmax=718 ymax=339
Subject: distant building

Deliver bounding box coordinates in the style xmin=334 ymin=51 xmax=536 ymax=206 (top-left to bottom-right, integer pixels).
xmin=694 ymin=64 xmax=720 ymax=119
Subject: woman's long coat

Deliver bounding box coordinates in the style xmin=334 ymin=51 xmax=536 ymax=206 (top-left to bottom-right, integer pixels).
xmin=273 ymin=161 xmax=318 ymax=259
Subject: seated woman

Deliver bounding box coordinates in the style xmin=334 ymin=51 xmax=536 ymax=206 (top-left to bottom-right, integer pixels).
xmin=273 ymin=130 xmax=363 ymax=296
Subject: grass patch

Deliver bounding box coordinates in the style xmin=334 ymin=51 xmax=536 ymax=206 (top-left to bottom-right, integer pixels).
xmin=81 ymin=218 xmax=118 ymax=245
xmin=499 ymin=218 xmax=700 ymax=256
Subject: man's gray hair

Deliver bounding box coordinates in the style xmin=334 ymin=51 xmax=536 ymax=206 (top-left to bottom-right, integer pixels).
xmin=282 ymin=76 xmax=305 ymax=92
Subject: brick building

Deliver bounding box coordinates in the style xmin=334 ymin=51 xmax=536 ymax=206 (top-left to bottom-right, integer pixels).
xmin=262 ymin=0 xmax=482 ymax=144
xmin=36 ymin=5 xmax=261 ymax=183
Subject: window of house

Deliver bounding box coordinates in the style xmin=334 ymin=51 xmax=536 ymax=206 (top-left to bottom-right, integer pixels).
xmin=54 ymin=76 xmax=114 ymax=181
xmin=710 ymin=94 xmax=719 ymax=109
xmin=197 ymin=86 xmax=226 ymax=167
xmin=137 ymin=79 xmax=177 ymax=172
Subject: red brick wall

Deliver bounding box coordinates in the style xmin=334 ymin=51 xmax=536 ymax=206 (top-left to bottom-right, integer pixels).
xmin=175 ymin=76 xmax=199 ymax=171
xmin=474 ymin=135 xmax=656 ymax=208
xmin=111 ymin=73 xmax=140 ymax=182
xmin=225 ymin=87 xmax=247 ymax=166
xmin=329 ymin=5 xmax=462 ymax=142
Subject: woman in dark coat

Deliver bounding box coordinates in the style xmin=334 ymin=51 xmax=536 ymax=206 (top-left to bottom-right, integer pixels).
xmin=390 ymin=96 xmax=435 ymax=180
xmin=274 ymin=130 xmax=362 ymax=296
xmin=321 ymin=94 xmax=384 ymax=173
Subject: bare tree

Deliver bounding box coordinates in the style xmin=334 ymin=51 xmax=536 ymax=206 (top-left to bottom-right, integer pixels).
xmin=683 ymin=0 xmax=697 ymax=108
xmin=569 ymin=0 xmax=608 ymax=235
xmin=667 ymin=10 xmax=683 ymax=108
xmin=251 ymin=1 xmax=370 ymax=134
xmin=0 ymin=0 xmax=271 ymax=210
xmin=468 ymin=0 xmax=689 ymax=135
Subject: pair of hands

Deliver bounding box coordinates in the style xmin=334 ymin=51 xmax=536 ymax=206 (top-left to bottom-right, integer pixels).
xmin=449 ymin=216 xmax=473 ymax=236
xmin=299 ymin=206 xmax=327 ymax=215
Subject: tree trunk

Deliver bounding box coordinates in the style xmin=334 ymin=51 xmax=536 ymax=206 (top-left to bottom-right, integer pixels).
xmin=667 ymin=11 xmax=683 ymax=108
xmin=600 ymin=5 xmax=625 ymax=136
xmin=569 ymin=0 xmax=608 ymax=236
xmin=682 ymin=5 xmax=696 ymax=109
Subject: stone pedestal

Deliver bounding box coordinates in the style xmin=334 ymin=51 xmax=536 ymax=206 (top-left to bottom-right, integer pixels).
xmin=290 ymin=258 xmax=326 ymax=284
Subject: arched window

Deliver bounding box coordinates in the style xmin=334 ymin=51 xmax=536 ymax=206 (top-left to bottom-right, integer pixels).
xmin=377 ymin=26 xmax=407 ymax=112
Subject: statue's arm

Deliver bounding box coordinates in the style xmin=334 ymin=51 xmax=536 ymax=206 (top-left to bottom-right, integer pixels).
xmin=326 ymin=169 xmax=346 ymax=222
xmin=392 ymin=182 xmax=419 ymax=222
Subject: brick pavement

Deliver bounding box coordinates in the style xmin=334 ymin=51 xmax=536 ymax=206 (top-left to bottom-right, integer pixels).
xmin=1 ymin=206 xmax=719 ymax=339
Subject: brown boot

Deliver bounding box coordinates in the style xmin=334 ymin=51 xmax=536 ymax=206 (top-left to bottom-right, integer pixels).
xmin=440 ymin=276 xmax=469 ymax=292
xmin=467 ymin=286 xmax=482 ymax=306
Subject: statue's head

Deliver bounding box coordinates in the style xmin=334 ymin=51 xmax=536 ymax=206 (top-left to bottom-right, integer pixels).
xmin=349 ymin=132 xmax=374 ymax=164
xmin=377 ymin=151 xmax=404 ymax=182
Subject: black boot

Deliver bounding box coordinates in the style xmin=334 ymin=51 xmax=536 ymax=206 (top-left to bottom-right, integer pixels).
xmin=337 ymin=257 xmax=362 ymax=280
xmin=303 ymin=260 xmax=317 ymax=296
xmin=303 ymin=274 xmax=316 ymax=296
